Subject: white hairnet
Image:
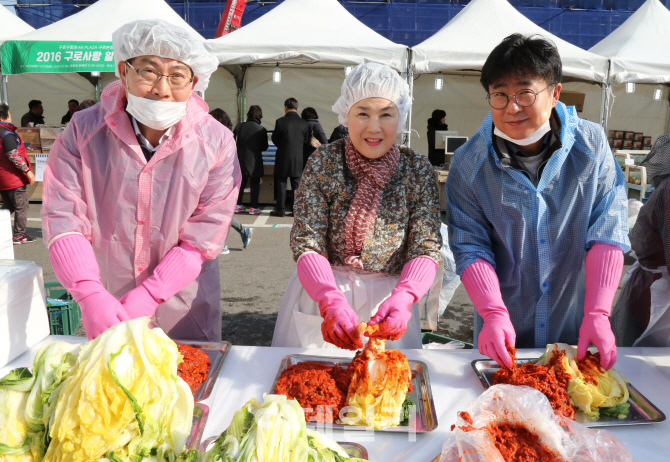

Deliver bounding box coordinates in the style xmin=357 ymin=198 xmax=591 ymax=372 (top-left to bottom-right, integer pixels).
xmin=332 ymin=62 xmax=411 ymax=134
xmin=112 ymin=19 xmax=219 ymax=92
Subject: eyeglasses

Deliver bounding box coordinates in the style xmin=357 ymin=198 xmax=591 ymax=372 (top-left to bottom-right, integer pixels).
xmin=486 ymin=85 xmax=554 ymax=110
xmin=125 ymin=61 xmax=193 ymax=89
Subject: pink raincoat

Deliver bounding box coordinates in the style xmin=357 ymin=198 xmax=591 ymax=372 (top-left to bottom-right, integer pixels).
xmin=41 ymin=80 xmax=241 ymax=341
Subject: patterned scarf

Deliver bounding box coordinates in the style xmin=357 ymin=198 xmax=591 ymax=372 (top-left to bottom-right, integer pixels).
xmin=343 ymin=137 xmax=400 ymax=269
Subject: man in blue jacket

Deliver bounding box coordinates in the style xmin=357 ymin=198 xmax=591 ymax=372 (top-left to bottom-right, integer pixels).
xmin=446 ymin=34 xmax=629 ymax=370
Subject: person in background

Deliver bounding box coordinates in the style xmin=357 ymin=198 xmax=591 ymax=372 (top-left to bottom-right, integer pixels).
xmin=209 ymin=108 xmax=232 ymax=131
xmin=611 ymin=134 xmax=670 ymax=347
xmin=233 ymin=105 xmax=268 ymax=216
xmin=20 ymin=100 xmax=44 ymax=127
xmin=0 ymin=104 xmax=37 ymax=244
xmin=41 ymin=19 xmax=240 ymax=341
xmin=61 ymin=99 xmax=80 ymax=124
xmin=271 ymin=97 xmax=309 ymax=217
xmin=446 ymin=34 xmax=629 ymax=370
xmin=427 ymin=109 xmax=449 ymax=166
xmin=272 ymin=63 xmax=441 ymax=350
xmin=301 ymin=107 xmax=327 ymax=167
xmin=79 ymin=100 xmax=96 ymax=110
xmin=209 ymin=107 xmax=253 ymax=253
xmin=328 ymin=124 xmax=349 ymax=143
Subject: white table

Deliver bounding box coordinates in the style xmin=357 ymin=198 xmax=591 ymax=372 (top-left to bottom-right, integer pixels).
xmin=2 ymin=339 xmax=669 ymax=461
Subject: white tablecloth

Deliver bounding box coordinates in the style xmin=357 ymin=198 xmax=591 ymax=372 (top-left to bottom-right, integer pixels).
xmin=2 ymin=338 xmax=669 ymax=461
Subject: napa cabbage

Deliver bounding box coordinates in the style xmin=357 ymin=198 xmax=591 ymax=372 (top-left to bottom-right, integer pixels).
xmin=538 ymin=343 xmax=630 ymax=419
xmin=0 ymin=368 xmax=38 ymax=462
xmin=201 ymin=395 xmax=365 ymax=462
xmin=42 ymin=318 xmax=193 ymax=462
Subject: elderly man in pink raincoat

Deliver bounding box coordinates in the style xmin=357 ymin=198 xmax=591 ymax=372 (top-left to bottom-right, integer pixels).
xmin=41 ymin=19 xmax=241 ymax=341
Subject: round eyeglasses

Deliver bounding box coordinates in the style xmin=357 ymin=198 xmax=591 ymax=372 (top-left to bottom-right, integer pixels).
xmin=125 ymin=61 xmax=193 ymax=89
xmin=487 ymin=85 xmax=554 ymax=110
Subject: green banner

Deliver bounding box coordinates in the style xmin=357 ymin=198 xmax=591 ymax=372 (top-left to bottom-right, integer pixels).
xmin=1 ymin=41 xmax=115 ymax=74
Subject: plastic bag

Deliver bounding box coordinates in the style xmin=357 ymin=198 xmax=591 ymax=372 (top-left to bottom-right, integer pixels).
xmin=439 ymin=385 xmax=635 ymax=462
xmin=439 ymin=223 xmax=461 ymax=316
xmin=627 ymin=199 xmax=643 ymax=230
xmin=423 ymin=341 xmax=465 ymax=350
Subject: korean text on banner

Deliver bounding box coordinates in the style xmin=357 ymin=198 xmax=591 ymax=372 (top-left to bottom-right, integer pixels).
xmin=0 ymin=41 xmax=115 ymax=74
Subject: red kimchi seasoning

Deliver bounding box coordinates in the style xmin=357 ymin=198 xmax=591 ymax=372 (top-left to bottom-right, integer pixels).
xmin=487 ymin=424 xmax=564 ymax=462
xmin=491 ymin=344 xmax=575 ymax=420
xmin=274 ymin=361 xmax=353 ymax=423
xmin=177 ymin=344 xmax=210 ymax=394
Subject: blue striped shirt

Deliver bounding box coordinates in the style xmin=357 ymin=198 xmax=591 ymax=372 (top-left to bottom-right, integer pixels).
xmin=446 ymin=102 xmax=630 ymax=348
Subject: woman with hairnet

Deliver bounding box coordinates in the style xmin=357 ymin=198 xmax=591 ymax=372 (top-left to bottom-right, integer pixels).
xmin=41 ymin=19 xmax=241 ymax=341
xmin=271 ymin=63 xmax=442 ymax=350
xmin=611 ymin=134 xmax=670 ymax=347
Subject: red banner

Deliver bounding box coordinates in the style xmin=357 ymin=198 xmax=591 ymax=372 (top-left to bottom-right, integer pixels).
xmin=215 ymin=0 xmax=247 ymax=38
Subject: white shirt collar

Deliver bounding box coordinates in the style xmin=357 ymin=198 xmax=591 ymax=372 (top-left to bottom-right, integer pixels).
xmin=131 ymin=116 xmax=171 ymax=152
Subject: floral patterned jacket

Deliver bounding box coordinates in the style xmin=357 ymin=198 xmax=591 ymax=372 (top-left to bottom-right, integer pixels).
xmin=290 ymin=138 xmax=442 ymax=275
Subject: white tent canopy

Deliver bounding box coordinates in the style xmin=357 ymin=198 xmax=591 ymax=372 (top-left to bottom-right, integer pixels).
xmin=8 ymin=0 xmax=202 ymax=43
xmin=0 ymin=7 xmax=34 ymax=104
xmin=0 ymin=7 xmax=33 ymax=45
xmin=589 ymin=0 xmax=670 ymax=84
xmin=412 ymin=0 xmax=609 ymax=83
xmin=1 ymin=0 xmax=225 ymax=124
xmin=205 ymin=0 xmax=409 ymax=137
xmin=206 ymin=0 xmax=408 ymax=72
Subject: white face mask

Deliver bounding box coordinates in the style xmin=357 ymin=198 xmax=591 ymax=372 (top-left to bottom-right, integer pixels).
xmin=126 ymin=92 xmax=188 ymax=131
xmin=125 ymin=68 xmax=189 ymax=131
xmin=494 ymin=116 xmax=551 ymax=146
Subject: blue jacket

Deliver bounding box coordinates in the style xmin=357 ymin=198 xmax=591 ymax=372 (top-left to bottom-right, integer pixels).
xmin=446 ymin=102 xmax=630 ymax=348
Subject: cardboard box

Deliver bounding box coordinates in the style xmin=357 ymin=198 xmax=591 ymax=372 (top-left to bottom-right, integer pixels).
xmin=634 ymin=132 xmax=644 ymax=142
xmin=643 ymin=136 xmax=652 ymax=145
xmin=623 ymin=139 xmax=633 ymax=148
xmin=0 ymin=261 xmax=50 ymax=368
xmin=633 ymin=141 xmax=643 ymax=149
xmin=613 ymin=139 xmax=623 ymax=148
xmin=435 ymin=170 xmax=448 ymax=212
xmin=624 ymin=131 xmax=635 ymax=140
xmin=15 ymin=127 xmax=41 ymax=150
xmin=615 ymin=131 xmax=625 ymax=139
xmin=558 ymin=91 xmax=585 ymax=112
xmin=0 ymin=210 xmax=13 ymax=260
xmin=41 ymin=138 xmax=56 ymax=151
xmin=608 ymin=130 xmax=616 ymax=138
xmin=38 ymin=126 xmax=64 ymax=141
xmin=608 ymin=138 xmax=615 ymax=147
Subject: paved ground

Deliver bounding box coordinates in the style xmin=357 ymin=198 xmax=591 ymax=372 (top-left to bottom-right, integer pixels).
xmin=15 ymin=203 xmax=632 ymax=347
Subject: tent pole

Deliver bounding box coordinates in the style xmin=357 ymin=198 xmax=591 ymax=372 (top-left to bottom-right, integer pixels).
xmin=403 ymin=48 xmax=413 ymax=148
xmin=599 ymin=60 xmax=611 ymax=131
xmin=0 ymin=74 xmax=8 ymax=105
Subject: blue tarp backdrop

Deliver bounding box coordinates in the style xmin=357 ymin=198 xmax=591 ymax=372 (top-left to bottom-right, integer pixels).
xmin=13 ymin=0 xmax=670 ymax=50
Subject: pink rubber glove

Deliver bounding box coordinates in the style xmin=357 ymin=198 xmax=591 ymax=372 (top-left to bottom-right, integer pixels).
xmin=367 ymin=257 xmax=438 ymax=341
xmin=49 ymin=234 xmax=130 ymax=340
xmin=462 ymin=259 xmax=516 ymax=368
xmin=578 ymin=243 xmax=623 ymax=370
xmin=297 ymin=252 xmax=363 ymax=350
xmin=120 ymin=242 xmax=206 ymax=319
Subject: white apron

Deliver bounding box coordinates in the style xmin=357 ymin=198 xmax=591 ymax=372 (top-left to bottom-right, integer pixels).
xmin=626 ymin=258 xmax=670 ymax=347
xmin=272 ymin=265 xmax=441 ymax=350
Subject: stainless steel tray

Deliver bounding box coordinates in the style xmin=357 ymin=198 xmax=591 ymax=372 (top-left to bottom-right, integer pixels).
xmin=175 ymin=341 xmax=231 ymax=402
xmin=270 ymin=354 xmax=438 ymax=432
xmin=186 ymin=403 xmax=209 ymax=450
xmin=199 ymin=436 xmax=368 ymax=459
xmin=472 ymin=358 xmax=666 ymax=427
